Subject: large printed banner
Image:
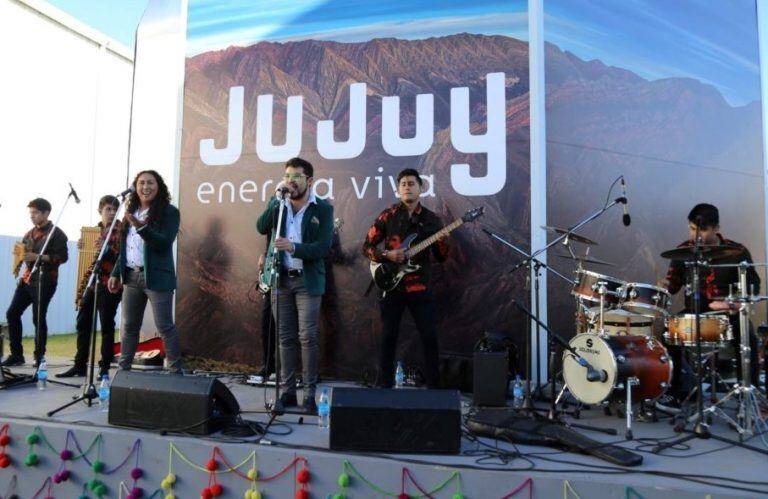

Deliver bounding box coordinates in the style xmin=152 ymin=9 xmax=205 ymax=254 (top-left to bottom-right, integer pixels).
xmin=177 ymin=1 xmax=531 ymax=376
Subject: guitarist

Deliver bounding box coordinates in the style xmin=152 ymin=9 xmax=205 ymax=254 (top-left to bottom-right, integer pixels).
xmin=362 ymin=168 xmax=449 ymax=389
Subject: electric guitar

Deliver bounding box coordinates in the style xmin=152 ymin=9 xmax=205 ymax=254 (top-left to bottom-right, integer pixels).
xmin=369 ymin=207 xmax=484 ymax=293
xmin=258 ymin=217 xmax=344 ymax=294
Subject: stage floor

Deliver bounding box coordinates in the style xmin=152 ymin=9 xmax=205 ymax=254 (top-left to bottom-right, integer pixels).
xmin=1 ymin=358 xmax=767 ymax=498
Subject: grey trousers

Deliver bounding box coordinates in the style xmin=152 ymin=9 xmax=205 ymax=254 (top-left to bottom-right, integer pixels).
xmin=272 ymin=274 xmax=321 ymax=397
xmin=119 ymin=270 xmax=182 ymax=373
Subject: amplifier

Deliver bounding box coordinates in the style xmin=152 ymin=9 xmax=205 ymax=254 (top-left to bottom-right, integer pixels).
xmin=330 ymin=387 xmax=461 ymax=454
xmin=109 ymin=371 xmax=239 ymax=435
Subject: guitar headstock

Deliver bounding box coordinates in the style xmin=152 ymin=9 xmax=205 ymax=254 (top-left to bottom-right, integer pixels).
xmin=462 ymin=207 xmax=485 ymax=223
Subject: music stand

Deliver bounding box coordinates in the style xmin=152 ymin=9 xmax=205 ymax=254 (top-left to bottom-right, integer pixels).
xmin=47 ymin=191 xmax=128 ymax=416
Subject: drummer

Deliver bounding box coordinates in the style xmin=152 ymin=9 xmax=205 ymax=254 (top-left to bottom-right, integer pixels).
xmin=660 ymin=203 xmax=762 ymax=401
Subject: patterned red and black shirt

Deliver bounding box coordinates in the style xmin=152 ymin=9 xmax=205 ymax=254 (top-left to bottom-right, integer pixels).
xmin=665 ymin=234 xmax=760 ymax=313
xmin=95 ymin=220 xmax=122 ymax=285
xmin=20 ymin=221 xmax=68 ymax=284
xmin=363 ymin=202 xmax=449 ymax=293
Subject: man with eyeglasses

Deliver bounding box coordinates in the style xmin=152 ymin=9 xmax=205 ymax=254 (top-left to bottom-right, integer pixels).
xmin=257 ymin=157 xmax=334 ymax=413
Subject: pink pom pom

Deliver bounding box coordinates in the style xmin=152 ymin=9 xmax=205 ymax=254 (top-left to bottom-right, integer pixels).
xmin=60 ymin=449 xmax=73 ymax=460
xmin=130 ymin=467 xmax=143 ymax=479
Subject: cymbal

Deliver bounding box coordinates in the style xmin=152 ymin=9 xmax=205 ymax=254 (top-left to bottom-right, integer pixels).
xmin=660 ymin=245 xmax=743 ymax=261
xmin=541 ymin=226 xmax=598 ymax=245
xmin=557 ymin=254 xmax=615 ymax=267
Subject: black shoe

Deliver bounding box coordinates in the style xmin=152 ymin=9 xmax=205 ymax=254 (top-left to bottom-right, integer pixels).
xmin=302 ymin=396 xmax=317 ymax=415
xmin=0 ymin=355 xmax=25 ymax=367
xmin=655 ymin=395 xmax=682 ymax=414
xmin=56 ymin=366 xmax=87 ymax=378
xmin=279 ymin=392 xmax=298 ymax=407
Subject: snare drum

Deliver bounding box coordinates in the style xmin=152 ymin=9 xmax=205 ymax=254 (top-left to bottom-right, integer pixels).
xmin=581 ymin=308 xmax=656 ymax=337
xmin=572 ymin=270 xmax=626 ymax=306
xmin=563 ymin=334 xmax=672 ymax=405
xmin=620 ymin=283 xmax=671 ymax=317
xmin=664 ymin=314 xmax=732 ymax=347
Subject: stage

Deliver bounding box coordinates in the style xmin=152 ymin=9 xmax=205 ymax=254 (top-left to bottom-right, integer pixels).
xmin=0 ymin=359 xmax=767 ymax=498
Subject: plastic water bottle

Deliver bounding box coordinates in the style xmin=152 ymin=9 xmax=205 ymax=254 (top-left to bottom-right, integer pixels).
xmin=512 ymin=375 xmax=524 ymax=408
xmin=317 ymin=388 xmax=330 ymax=429
xmin=36 ymin=358 xmax=48 ymax=390
xmin=395 ymin=361 xmax=404 ymax=389
xmin=98 ymin=375 xmax=111 ymax=412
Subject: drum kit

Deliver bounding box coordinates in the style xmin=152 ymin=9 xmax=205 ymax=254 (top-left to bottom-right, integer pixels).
xmin=555 ymin=227 xmax=767 ymax=441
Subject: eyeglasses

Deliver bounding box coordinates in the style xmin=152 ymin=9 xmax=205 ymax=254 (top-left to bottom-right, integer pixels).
xmin=283 ymin=174 xmax=307 ymax=181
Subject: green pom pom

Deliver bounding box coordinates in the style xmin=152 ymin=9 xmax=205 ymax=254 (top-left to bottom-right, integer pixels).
xmin=95 ymin=484 xmax=107 ymax=497
xmin=25 ymin=434 xmax=40 ymax=445
xmin=333 ymin=494 xmax=346 ymax=499
xmin=452 ymin=494 xmax=464 ymax=499
xmin=89 ymin=479 xmax=101 ymax=491
xmin=92 ymin=460 xmax=105 ymax=473
xmin=337 ymin=472 xmax=350 ymax=487
xmin=24 ymin=453 xmax=38 ymax=466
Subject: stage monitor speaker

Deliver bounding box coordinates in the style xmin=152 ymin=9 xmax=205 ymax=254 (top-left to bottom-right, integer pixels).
xmin=108 ymin=371 xmax=239 ymax=435
xmin=473 ymin=350 xmax=508 ymax=406
xmin=330 ymin=388 xmax=461 ymax=454
xmin=439 ymin=352 xmax=473 ymax=392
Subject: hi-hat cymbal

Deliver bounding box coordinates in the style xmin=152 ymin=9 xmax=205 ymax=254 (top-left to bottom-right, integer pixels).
xmin=660 ymin=245 xmax=743 ymax=261
xmin=541 ymin=226 xmax=598 ymax=245
xmin=557 ymin=253 xmax=615 ymax=267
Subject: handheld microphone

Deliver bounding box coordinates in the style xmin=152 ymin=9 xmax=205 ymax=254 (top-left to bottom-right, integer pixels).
xmin=117 ymin=185 xmax=136 ymax=198
xmin=275 ymin=181 xmax=291 ymax=198
xmin=69 ymin=183 xmax=81 ymax=204
xmin=620 ymin=177 xmax=630 ymax=226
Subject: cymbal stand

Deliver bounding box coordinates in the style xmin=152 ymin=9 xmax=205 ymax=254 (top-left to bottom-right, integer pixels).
xmin=482 ymin=228 xmax=573 ymax=409
xmin=695 ymin=264 xmax=768 ymax=439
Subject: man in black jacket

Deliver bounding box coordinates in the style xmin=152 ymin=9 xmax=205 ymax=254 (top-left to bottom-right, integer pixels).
xmin=3 ymin=198 xmax=68 ymax=366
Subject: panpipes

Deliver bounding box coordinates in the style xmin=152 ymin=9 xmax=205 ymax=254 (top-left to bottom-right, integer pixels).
xmin=11 ymin=241 xmax=30 ymax=278
xmin=75 ymin=226 xmax=101 ymax=310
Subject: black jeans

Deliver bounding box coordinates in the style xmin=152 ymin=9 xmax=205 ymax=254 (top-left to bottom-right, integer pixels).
xmin=379 ymin=290 xmax=440 ymax=389
xmin=5 ymin=278 xmax=57 ymax=360
xmin=260 ymin=291 xmax=275 ymax=375
xmin=74 ymin=285 xmax=122 ymax=372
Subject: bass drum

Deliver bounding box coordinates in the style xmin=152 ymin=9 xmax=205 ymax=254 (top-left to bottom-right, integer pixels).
xmin=563 ymin=334 xmax=672 ymax=405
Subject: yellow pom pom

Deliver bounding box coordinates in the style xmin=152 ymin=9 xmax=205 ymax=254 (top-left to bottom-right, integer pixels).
xmin=161 ymin=479 xmax=169 ymax=490
xmin=252 ymin=491 xmax=262 ymax=499
xmin=165 ymin=494 xmax=175 ymax=499
xmin=166 ymin=473 xmax=177 ymax=484
xmin=247 ymin=468 xmax=257 ymax=481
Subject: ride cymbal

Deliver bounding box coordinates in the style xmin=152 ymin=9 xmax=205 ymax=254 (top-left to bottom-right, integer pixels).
xmin=541 ymin=226 xmax=598 ymax=245
xmin=557 ymin=253 xmax=615 ymax=267
xmin=660 ymin=245 xmax=743 ymax=261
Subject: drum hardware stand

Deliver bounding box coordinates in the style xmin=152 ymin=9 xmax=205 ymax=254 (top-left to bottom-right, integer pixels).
xmin=483 ymin=228 xmax=574 ymax=408
xmin=654 ymin=247 xmax=768 ymax=456
xmin=48 ymin=191 xmax=129 ymax=417
xmin=691 ymin=264 xmax=768 ymax=439
xmin=624 ymin=376 xmax=639 ymax=439
xmin=511 ymin=299 xmax=617 ymax=436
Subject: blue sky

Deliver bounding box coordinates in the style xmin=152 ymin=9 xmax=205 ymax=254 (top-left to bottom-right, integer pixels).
xmin=46 ymin=0 xmax=761 ymax=106
xmin=545 ymin=0 xmax=761 ymax=105
xmin=46 ymin=0 xmax=148 ymax=48
xmin=186 ymin=0 xmax=528 ymax=54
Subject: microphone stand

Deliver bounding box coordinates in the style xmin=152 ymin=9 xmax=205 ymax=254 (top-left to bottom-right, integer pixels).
xmin=511 ymin=299 xmax=616 ymax=435
xmin=485 ymin=197 xmax=625 ymax=402
xmin=268 ymin=192 xmax=288 ymax=417
xmin=48 ymin=193 xmax=128 ymax=416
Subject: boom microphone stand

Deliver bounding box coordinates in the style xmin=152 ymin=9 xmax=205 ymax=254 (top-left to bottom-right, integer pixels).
xmin=48 ymin=191 xmax=129 ymax=416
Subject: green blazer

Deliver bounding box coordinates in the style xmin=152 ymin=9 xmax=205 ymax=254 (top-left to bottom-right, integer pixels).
xmin=112 ymin=204 xmax=180 ymax=292
xmin=256 ymin=196 xmax=334 ymax=296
